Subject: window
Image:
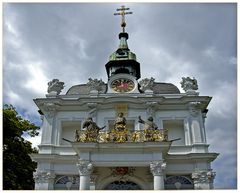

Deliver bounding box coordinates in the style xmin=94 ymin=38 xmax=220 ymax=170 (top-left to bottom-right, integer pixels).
xmin=55 ymin=175 xmax=79 ymax=190
xmin=165 ymin=175 xmax=193 ymax=190
xmin=61 ymin=121 xmax=81 ymax=145
xmin=163 ymin=120 xmax=185 ymax=145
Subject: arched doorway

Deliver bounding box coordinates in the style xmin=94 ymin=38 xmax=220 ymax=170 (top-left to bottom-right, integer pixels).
xmin=104 ymin=181 xmax=142 ymax=190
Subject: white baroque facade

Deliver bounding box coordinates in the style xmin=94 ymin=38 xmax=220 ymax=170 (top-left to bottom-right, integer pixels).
xmin=31 ymin=6 xmax=218 ymax=190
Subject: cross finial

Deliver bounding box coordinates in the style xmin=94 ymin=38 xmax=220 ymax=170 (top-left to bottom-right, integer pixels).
xmin=114 ymin=5 xmax=133 ymax=33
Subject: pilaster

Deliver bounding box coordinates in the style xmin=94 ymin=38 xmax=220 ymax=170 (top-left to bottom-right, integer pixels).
xmin=40 ymin=102 xmax=59 ymax=145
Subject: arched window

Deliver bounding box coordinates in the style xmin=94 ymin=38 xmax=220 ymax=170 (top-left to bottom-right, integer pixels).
xmin=165 ymin=175 xmax=194 ymax=190
xmin=54 ymin=175 xmax=79 ymax=190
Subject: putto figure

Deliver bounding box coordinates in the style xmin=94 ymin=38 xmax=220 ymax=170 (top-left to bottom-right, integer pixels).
xmin=47 ymin=79 xmax=64 ymax=95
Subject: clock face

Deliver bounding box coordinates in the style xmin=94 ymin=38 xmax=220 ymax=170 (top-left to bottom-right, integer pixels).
xmin=111 ymin=79 xmax=135 ymax=92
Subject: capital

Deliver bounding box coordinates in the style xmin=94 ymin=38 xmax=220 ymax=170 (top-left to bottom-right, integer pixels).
xmin=188 ymin=102 xmax=201 ymax=117
xmin=150 ymin=161 xmax=166 ymax=176
xmin=41 ymin=102 xmax=60 ymax=119
xmin=192 ymin=170 xmax=216 ymax=183
xmin=33 ymin=170 xmax=56 ymax=183
xmin=76 ymin=161 xmax=93 ymax=176
xmin=146 ymin=101 xmax=158 ymax=117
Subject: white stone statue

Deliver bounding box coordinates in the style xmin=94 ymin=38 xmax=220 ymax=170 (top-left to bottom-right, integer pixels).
xmin=138 ymin=116 xmax=158 ymax=130
xmin=139 ymin=77 xmax=155 ymax=92
xmin=47 ymin=79 xmax=64 ymax=95
xmin=87 ymin=78 xmax=105 ymax=92
xmin=180 ymin=77 xmax=198 ymax=93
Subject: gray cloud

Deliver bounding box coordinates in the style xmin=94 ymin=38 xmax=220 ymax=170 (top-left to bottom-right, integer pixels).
xmin=3 ymin=3 xmax=237 ymax=189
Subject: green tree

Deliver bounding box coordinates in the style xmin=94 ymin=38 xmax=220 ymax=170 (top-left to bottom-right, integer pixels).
xmin=3 ymin=104 xmax=40 ymax=190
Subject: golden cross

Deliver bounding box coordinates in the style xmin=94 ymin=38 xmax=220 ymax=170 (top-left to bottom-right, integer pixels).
xmin=114 ymin=5 xmax=133 ymax=32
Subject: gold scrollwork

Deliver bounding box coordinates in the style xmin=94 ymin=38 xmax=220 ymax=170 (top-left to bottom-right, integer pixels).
xmin=131 ymin=131 xmax=143 ymax=142
xmin=111 ymin=129 xmax=129 ymax=143
xmin=144 ymin=129 xmax=164 ymax=142
xmin=98 ymin=131 xmax=111 ymax=143
xmin=75 ymin=129 xmax=168 ymax=143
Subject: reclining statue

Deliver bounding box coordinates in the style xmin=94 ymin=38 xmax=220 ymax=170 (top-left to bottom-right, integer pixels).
xmin=138 ymin=116 xmax=158 ymax=130
xmin=81 ymin=117 xmax=105 ymax=142
xmin=138 ymin=116 xmax=159 ymax=141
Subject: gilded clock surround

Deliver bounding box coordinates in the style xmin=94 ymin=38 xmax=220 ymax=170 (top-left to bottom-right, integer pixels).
xmin=111 ymin=78 xmax=135 ymax=93
xmin=107 ymin=73 xmax=139 ymax=94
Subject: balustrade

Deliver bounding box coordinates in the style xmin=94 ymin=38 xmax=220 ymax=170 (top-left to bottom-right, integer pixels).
xmin=75 ymin=129 xmax=168 ymax=143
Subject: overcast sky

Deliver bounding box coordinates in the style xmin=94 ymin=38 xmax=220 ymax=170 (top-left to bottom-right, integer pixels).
xmin=3 ymin=3 xmax=237 ymax=189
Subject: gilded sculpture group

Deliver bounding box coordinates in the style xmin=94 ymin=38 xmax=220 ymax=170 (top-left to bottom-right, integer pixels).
xmin=75 ymin=113 xmax=168 ymax=143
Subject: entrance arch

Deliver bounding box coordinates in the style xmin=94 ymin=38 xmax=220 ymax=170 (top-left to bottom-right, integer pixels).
xmin=104 ymin=181 xmax=142 ymax=190
xmin=96 ymin=175 xmax=149 ymax=190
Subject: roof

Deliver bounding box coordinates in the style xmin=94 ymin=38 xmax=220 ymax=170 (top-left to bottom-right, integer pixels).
xmin=152 ymin=82 xmax=180 ymax=94
xmin=66 ymin=84 xmax=107 ymax=95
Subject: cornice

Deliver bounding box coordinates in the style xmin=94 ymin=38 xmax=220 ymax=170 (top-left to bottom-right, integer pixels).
xmin=34 ymin=94 xmax=211 ymax=113
xmin=166 ymin=152 xmax=219 ymax=162
xmin=30 ymin=153 xmax=78 ymax=163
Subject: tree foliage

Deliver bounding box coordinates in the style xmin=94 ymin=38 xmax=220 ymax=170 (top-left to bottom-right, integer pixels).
xmin=3 ymin=104 xmax=40 ymax=190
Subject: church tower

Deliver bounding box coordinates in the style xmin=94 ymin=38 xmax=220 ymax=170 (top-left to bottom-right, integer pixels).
xmin=31 ymin=6 xmax=218 ymax=190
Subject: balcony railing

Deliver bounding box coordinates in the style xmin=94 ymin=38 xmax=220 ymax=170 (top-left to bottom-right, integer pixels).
xmin=75 ymin=129 xmax=168 ymax=143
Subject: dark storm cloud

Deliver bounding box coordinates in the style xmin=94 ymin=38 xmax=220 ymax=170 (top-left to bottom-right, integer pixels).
xmin=130 ymin=3 xmax=237 ymax=85
xmin=206 ymin=107 xmax=237 ymax=189
xmin=4 ymin=3 xmax=121 ymax=84
xmin=3 ymin=3 xmax=237 ymax=189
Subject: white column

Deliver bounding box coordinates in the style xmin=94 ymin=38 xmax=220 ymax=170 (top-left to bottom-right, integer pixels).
xmin=76 ymin=160 xmax=93 ymax=190
xmin=150 ymin=161 xmax=166 ymax=190
xmin=33 ymin=170 xmax=55 ymax=190
xmin=192 ymin=170 xmax=216 ymax=189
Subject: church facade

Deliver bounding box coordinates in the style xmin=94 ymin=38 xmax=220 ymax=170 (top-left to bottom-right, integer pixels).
xmin=31 ymin=6 xmax=218 ymax=190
